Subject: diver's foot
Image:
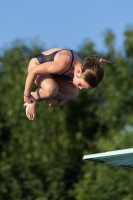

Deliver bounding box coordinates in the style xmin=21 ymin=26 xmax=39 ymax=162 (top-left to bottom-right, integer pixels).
xmin=25 ymin=102 xmax=37 ymax=120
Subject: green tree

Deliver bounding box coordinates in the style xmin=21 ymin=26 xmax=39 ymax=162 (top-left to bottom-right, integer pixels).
xmin=0 ymin=26 xmax=133 ymax=200
xmin=70 ymin=28 xmax=133 ymax=200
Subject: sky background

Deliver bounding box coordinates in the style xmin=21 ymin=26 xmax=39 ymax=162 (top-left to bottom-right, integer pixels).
xmin=0 ymin=0 xmax=133 ymax=52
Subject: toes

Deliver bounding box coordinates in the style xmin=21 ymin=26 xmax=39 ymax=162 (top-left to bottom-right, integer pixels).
xmin=29 ymin=114 xmax=33 ymax=120
xmin=26 ymin=112 xmax=32 ymax=120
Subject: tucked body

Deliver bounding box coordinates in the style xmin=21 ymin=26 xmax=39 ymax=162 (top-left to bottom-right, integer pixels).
xmin=24 ymin=48 xmax=113 ymax=120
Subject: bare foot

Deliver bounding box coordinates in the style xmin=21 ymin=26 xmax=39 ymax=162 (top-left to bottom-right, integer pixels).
xmin=24 ymin=102 xmax=37 ymax=120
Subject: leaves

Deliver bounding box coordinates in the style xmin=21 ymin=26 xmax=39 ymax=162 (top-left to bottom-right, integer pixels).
xmin=1 ymin=27 xmax=133 ymax=200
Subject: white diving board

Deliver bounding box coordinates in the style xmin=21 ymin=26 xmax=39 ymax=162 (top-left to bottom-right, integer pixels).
xmin=83 ymin=148 xmax=133 ymax=169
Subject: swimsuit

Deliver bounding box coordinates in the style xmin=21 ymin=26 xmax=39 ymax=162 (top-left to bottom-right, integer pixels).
xmin=33 ymin=49 xmax=74 ymax=79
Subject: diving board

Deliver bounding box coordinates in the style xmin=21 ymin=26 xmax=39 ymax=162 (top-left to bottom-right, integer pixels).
xmin=83 ymin=148 xmax=133 ymax=169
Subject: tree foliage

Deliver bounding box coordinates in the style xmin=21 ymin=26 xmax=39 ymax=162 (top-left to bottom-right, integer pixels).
xmin=0 ymin=27 xmax=133 ymax=200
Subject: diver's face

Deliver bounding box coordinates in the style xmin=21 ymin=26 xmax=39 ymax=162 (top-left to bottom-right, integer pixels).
xmin=73 ymin=74 xmax=92 ymax=90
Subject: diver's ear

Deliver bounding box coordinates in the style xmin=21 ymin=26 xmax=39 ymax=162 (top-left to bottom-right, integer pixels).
xmin=76 ymin=67 xmax=82 ymax=78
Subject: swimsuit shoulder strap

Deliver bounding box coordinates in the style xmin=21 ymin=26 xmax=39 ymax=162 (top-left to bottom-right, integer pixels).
xmin=60 ymin=50 xmax=74 ymax=75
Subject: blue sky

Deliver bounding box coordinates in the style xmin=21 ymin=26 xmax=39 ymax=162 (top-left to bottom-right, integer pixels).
xmin=0 ymin=0 xmax=133 ymax=52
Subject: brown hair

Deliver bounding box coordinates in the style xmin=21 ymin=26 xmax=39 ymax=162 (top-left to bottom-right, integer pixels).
xmin=80 ymin=55 xmax=114 ymax=88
